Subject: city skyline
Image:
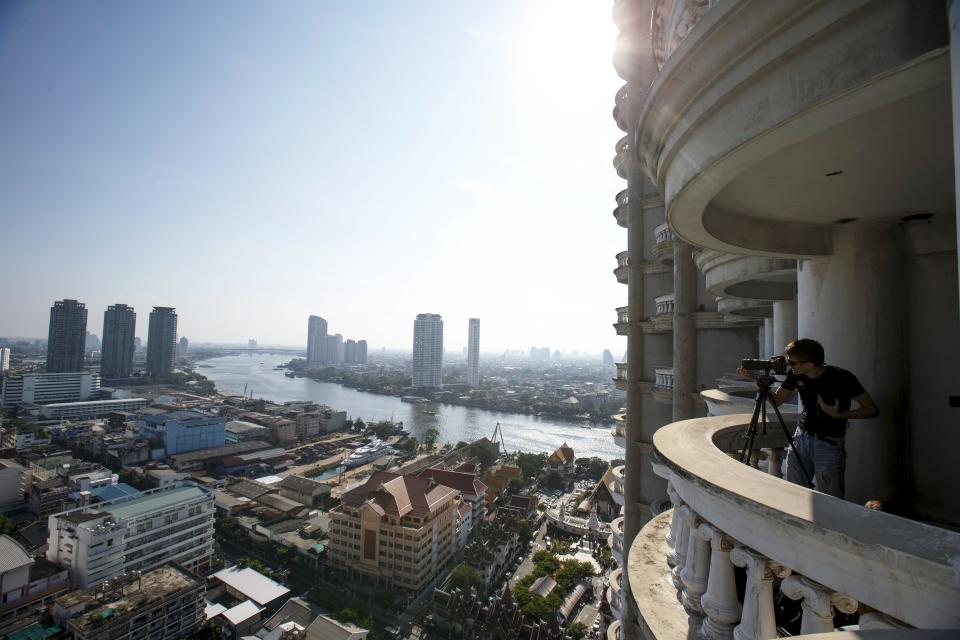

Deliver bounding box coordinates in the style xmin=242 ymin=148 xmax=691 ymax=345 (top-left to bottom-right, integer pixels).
xmin=0 ymin=1 xmax=625 ymax=354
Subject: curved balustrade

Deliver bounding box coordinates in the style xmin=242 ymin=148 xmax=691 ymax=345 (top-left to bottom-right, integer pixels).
xmin=609 ymin=515 xmax=625 ymax=566
xmin=614 ymin=362 xmax=628 ymax=391
xmin=614 ymin=306 xmax=628 ymax=336
xmin=614 ymin=251 xmax=629 ymax=284
xmin=652 ymin=222 xmax=675 ymax=266
xmin=614 ymin=136 xmax=632 ymax=178
xmin=611 ymin=466 xmax=625 ymax=506
xmin=654 ymin=367 xmax=674 ymax=390
xmin=654 ymin=293 xmax=674 ymax=315
xmin=606 ymin=619 xmax=621 ymax=640
xmin=611 ymin=418 xmax=626 ymax=449
xmin=614 ymin=189 xmax=629 ymax=228
xmin=609 ymin=567 xmax=624 ymax=620
xmin=628 ymin=414 xmax=960 ymax=639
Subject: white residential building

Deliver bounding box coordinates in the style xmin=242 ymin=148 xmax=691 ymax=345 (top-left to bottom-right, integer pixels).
xmin=0 ymin=347 xmax=10 ymax=371
xmin=46 ymin=484 xmax=215 ymax=588
xmin=307 ymin=316 xmax=328 ymax=365
xmin=0 ymin=372 xmax=100 ymax=409
xmin=412 ymin=313 xmax=443 ymax=388
xmin=466 ymin=318 xmax=480 ymax=387
xmin=0 ymin=460 xmax=25 ymax=509
xmin=39 ymin=398 xmax=148 ymax=420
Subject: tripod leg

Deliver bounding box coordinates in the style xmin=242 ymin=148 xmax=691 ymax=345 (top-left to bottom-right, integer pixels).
xmin=770 ymin=400 xmax=813 ymax=487
xmin=740 ymin=391 xmax=765 ymax=464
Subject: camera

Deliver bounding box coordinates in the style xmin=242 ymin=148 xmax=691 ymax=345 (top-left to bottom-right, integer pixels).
xmin=740 ymin=355 xmax=788 ymax=375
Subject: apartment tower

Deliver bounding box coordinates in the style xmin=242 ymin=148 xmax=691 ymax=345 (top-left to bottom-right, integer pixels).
xmin=46 ymin=299 xmax=87 ymax=373
xmin=412 ymin=314 xmax=443 ymax=388
xmin=100 ymin=304 xmax=136 ymax=377
xmin=146 ymin=307 xmax=177 ymax=377
xmin=466 ymin=318 xmax=480 ymax=387
xmin=307 ymin=315 xmax=328 ymax=365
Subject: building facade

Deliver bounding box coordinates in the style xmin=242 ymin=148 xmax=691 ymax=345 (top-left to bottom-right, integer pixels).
xmin=608 ymin=1 xmax=960 ymax=638
xmin=46 ymin=299 xmax=88 ymax=373
xmin=0 ymin=347 xmax=10 ymax=371
xmin=357 ymin=339 xmax=368 ymax=364
xmin=307 ymin=315 xmax=328 ymax=365
xmin=53 ymin=563 xmax=205 ymax=640
xmin=412 ymin=314 xmax=443 ymax=388
xmin=328 ymin=471 xmax=458 ymax=592
xmin=137 ymin=411 xmax=226 ymax=456
xmin=466 ymin=318 xmax=480 ymax=387
xmin=39 ymin=398 xmax=149 ymax=420
xmin=0 ymin=372 xmax=101 ymax=409
xmin=47 ymin=484 xmax=215 ymax=588
xmin=146 ymin=307 xmax=177 ymax=377
xmin=100 ymin=304 xmax=136 ymax=378
xmin=0 ymin=535 xmax=70 ymax=638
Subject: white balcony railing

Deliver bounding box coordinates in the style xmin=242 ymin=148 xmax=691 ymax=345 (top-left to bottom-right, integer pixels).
xmin=612 ymin=465 xmax=625 ymax=505
xmin=610 ymin=515 xmax=625 ymax=566
xmin=654 ymin=293 xmax=675 ymax=315
xmin=615 ymin=363 xmax=627 ymax=382
xmin=654 ymin=222 xmax=674 ymax=245
xmin=654 ymin=367 xmax=674 ymax=390
xmin=609 ymin=567 xmax=624 ymax=620
xmin=631 ymin=415 xmax=960 ymax=639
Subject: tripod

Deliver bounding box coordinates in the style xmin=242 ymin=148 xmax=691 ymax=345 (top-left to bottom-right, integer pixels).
xmin=739 ymin=372 xmax=813 ymax=486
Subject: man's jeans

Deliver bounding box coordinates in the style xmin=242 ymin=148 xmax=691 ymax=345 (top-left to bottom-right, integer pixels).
xmin=785 ymin=429 xmax=846 ymax=499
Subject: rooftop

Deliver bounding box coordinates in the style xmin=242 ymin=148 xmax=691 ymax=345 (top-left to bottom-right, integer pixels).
xmin=341 ymin=470 xmax=459 ymax=518
xmin=169 ymin=440 xmax=271 ymax=465
xmin=221 ymin=599 xmax=264 ymax=626
xmin=0 ymin=534 xmax=34 ymax=573
xmin=211 ymin=565 xmax=290 ymax=606
xmin=307 ymin=614 xmax=368 ymax=639
xmin=102 ymin=485 xmax=209 ymax=521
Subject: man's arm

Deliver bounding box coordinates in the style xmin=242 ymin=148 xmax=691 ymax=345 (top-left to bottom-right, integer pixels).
xmin=736 ymin=367 xmax=796 ymax=406
xmin=818 ymin=392 xmax=879 ymax=419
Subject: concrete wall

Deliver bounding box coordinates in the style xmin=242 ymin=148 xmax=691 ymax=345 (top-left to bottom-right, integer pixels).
xmin=696 ymin=328 xmax=758 ymax=390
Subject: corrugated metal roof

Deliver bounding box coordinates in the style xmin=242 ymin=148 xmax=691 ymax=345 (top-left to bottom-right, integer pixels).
xmin=0 ymin=534 xmax=34 ymax=573
xmin=222 ymin=599 xmax=264 ymax=626
xmin=212 ymin=565 xmax=290 ymax=606
xmin=105 ymin=485 xmax=209 ymax=521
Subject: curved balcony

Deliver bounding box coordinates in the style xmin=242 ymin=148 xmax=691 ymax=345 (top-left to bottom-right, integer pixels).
xmin=636 ymin=0 xmax=951 ymax=258
xmin=613 ymin=189 xmax=629 ymax=228
xmin=609 ymin=515 xmax=625 ymax=566
xmin=611 ymin=413 xmax=626 ymax=449
xmin=653 ymin=293 xmax=674 ymax=316
xmin=716 ymin=297 xmax=772 ymax=320
xmin=611 ymin=466 xmax=625 ymax=506
xmin=651 ymin=223 xmax=674 ymax=266
xmin=612 ymin=84 xmax=636 ymax=134
xmin=614 ymin=251 xmax=629 ymax=284
xmin=613 ymin=307 xmax=628 ymax=336
xmin=609 ymin=567 xmax=624 ymax=621
xmin=627 ymin=414 xmax=960 ymax=639
xmin=613 ymin=362 xmax=628 ymax=391
xmin=606 ymin=619 xmax=621 ymax=640
xmin=653 ymin=367 xmax=674 ymax=405
xmin=695 ymin=249 xmax=796 ymax=302
xmin=613 ymin=135 xmax=633 ymax=179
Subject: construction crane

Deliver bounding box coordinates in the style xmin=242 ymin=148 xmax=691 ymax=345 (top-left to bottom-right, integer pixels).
xmin=491 ymin=422 xmax=506 ymax=452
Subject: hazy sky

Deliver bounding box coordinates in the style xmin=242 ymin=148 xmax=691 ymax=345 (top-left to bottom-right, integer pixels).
xmin=1 ymin=1 xmax=627 ymax=354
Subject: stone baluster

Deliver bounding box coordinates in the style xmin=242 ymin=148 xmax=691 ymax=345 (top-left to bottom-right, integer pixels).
xmin=698 ymin=523 xmax=741 ymax=639
xmin=680 ymin=513 xmax=710 ymax=614
xmin=730 ymin=547 xmax=790 ymax=640
xmin=780 ymin=575 xmax=857 ymax=635
xmin=665 ymin=483 xmax=683 ymax=567
xmin=763 ymin=448 xmax=782 ymax=478
xmin=670 ymin=505 xmax=691 ymax=590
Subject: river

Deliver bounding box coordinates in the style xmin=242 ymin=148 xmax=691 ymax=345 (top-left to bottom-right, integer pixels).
xmin=198 ymin=353 xmax=622 ymax=460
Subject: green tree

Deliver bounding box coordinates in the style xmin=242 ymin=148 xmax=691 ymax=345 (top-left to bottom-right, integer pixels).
xmin=568 ymin=622 xmax=588 ymax=640
xmin=448 ymin=563 xmax=484 ymax=593
xmin=422 ymin=427 xmax=440 ymax=450
xmin=517 ymin=452 xmax=548 ymax=478
xmin=354 ymin=418 xmax=366 ymax=431
xmin=471 ymin=439 xmax=499 ymax=468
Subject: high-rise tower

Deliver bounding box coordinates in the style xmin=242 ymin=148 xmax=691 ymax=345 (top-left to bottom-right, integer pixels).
xmin=412 ymin=314 xmax=443 ymax=388
xmin=47 ymin=299 xmax=88 ymax=373
xmin=307 ymin=316 xmax=328 ymax=365
xmin=146 ymin=307 xmax=178 ymax=377
xmin=101 ymin=304 xmax=136 ymax=377
xmin=466 ymin=318 xmax=480 ymax=387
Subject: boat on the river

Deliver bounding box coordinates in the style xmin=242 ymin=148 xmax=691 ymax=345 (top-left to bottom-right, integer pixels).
xmin=344 ymin=438 xmax=394 ymax=468
xmin=401 ymin=396 xmax=430 ymax=404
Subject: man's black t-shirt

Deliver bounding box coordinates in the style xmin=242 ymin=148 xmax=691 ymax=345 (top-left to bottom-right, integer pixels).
xmin=779 ymin=365 xmax=866 ymax=438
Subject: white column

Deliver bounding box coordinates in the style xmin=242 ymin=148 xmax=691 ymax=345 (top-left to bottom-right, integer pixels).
xmin=665 ymin=484 xmax=683 ymax=568
xmin=730 ymin=548 xmax=790 ymax=640
xmin=762 ymin=318 xmax=773 ymax=358
xmin=797 ymin=222 xmax=905 ymax=504
xmin=673 ymin=241 xmax=698 ymax=421
xmin=698 ymin=524 xmax=741 ymax=640
xmin=670 ymin=505 xmax=691 ymax=590
xmin=680 ymin=514 xmax=710 ymax=614
xmin=772 ymin=298 xmax=797 ymax=354
xmin=763 ymin=448 xmax=782 ymax=479
xmin=780 ymin=575 xmax=857 ymax=635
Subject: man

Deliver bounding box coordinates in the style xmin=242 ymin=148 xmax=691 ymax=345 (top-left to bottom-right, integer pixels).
xmin=738 ymin=338 xmax=878 ymax=499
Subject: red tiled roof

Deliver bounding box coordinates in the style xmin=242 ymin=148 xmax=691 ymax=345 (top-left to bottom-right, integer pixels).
xmin=418 ymin=468 xmax=488 ymax=499
xmin=342 ymin=470 xmax=459 ymax=517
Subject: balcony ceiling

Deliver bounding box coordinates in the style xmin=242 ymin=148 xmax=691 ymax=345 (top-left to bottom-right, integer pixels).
xmin=709 ymin=84 xmax=953 ymax=229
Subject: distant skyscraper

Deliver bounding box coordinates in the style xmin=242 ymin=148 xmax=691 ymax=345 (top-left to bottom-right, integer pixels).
xmin=134 ymin=337 xmax=142 ymax=350
xmin=85 ymin=332 xmax=101 ymax=352
xmin=146 ymin=307 xmax=178 ymax=377
xmin=602 ymin=349 xmax=615 ymax=368
xmin=0 ymin=348 xmax=10 ymax=372
xmin=248 ymin=339 xmax=258 ymax=349
xmin=177 ymin=336 xmax=189 ymax=357
xmin=344 ymin=339 xmax=357 ymax=363
xmin=101 ymin=304 xmax=136 ymax=377
xmin=413 ymin=314 xmax=443 ymax=388
xmin=307 ymin=316 xmax=328 ymax=364
xmin=47 ymin=299 xmax=88 ymax=373
xmin=357 ymin=340 xmax=368 ymax=364
xmin=326 ymin=334 xmax=344 ymax=364
xmin=466 ymin=318 xmax=480 ymax=387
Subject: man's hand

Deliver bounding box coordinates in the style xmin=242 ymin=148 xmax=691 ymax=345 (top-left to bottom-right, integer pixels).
xmin=818 ymin=396 xmax=841 ymax=418
xmin=736 ymin=367 xmax=757 ymax=381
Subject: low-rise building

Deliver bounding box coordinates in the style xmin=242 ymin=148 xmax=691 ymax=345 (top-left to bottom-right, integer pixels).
xmin=546 ymin=442 xmax=576 ymax=478
xmin=52 ymin=563 xmax=205 ymax=640
xmin=279 ymin=475 xmax=331 ymax=507
xmin=0 ymin=535 xmax=70 ymax=638
xmin=417 ymin=466 xmax=488 ymax=547
xmin=306 ymin=614 xmax=369 ymax=640
xmin=39 ymin=398 xmax=149 ymax=420
xmin=208 ymin=565 xmax=290 ymax=611
xmin=47 ymin=484 xmax=215 ymax=588
xmin=225 ymin=420 xmax=270 ymax=444
xmin=0 ymin=459 xmax=26 ymax=509
xmin=1 ymin=372 xmax=101 ymax=409
xmin=329 ymin=471 xmax=459 ymax=592
xmin=28 ymin=458 xmax=117 ymax=517
xmin=291 ymin=412 xmax=322 ymax=440
xmin=137 ymin=410 xmax=226 ymax=457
